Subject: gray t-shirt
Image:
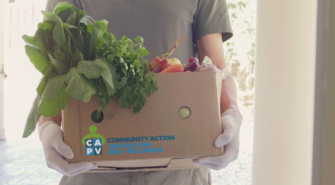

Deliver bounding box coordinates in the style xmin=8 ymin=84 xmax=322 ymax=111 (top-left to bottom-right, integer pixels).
xmin=45 ymin=0 xmax=233 ymax=64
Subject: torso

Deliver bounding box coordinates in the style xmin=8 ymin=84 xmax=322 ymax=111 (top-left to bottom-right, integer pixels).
xmin=80 ymin=0 xmax=199 ymax=63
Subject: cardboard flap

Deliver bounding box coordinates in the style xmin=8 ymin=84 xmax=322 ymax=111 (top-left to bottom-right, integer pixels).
xmin=87 ymin=158 xmax=201 ymax=172
xmin=94 ymin=158 xmax=171 ymax=168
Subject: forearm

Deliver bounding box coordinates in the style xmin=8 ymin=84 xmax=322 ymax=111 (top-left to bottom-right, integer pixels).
xmin=196 ymin=33 xmax=239 ymax=113
xmin=38 ymin=112 xmax=62 ymax=127
xmin=220 ymin=74 xmax=238 ymax=113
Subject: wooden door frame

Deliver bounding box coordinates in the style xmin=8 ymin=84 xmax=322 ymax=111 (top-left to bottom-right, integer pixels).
xmin=312 ymin=0 xmax=335 ymax=184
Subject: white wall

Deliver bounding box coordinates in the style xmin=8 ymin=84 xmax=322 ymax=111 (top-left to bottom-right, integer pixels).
xmin=0 ymin=0 xmax=6 ymax=139
xmin=4 ymin=0 xmax=46 ymax=139
xmin=252 ymin=0 xmax=316 ymax=184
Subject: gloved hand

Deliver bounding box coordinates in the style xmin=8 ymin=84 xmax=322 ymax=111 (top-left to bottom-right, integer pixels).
xmin=39 ymin=121 xmax=98 ymax=176
xmin=194 ymin=108 xmax=243 ymax=170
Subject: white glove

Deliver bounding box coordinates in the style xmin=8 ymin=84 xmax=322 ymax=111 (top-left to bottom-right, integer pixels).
xmin=194 ymin=108 xmax=243 ymax=170
xmin=39 ymin=121 xmax=97 ymax=176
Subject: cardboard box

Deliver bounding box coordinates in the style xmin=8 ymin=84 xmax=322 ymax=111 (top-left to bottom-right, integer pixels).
xmin=62 ymin=72 xmax=223 ymax=172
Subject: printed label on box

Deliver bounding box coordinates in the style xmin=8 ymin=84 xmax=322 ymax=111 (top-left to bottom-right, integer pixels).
xmin=82 ymin=125 xmax=176 ymax=156
xmin=82 ymin=126 xmax=105 ymax=156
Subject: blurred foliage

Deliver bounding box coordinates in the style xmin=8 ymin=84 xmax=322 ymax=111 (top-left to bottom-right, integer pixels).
xmin=225 ymin=0 xmax=256 ymax=109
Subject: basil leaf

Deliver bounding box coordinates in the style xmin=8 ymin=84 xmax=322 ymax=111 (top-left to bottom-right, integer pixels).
xmin=53 ymin=2 xmax=77 ymax=15
xmin=22 ymin=35 xmax=38 ymax=49
xmin=48 ymin=72 xmax=58 ymax=81
xmin=42 ymin=11 xmax=62 ymax=24
xmin=44 ymin=30 xmax=58 ymax=53
xmin=94 ymin=20 xmax=108 ymax=33
xmin=48 ymin=52 xmax=66 ymax=74
xmin=57 ymin=7 xmax=75 ymax=23
xmin=97 ymin=31 xmax=109 ymax=51
xmin=77 ymin=60 xmax=106 ymax=79
xmin=34 ymin=29 xmax=49 ymax=57
xmin=79 ymin=15 xmax=95 ymax=26
xmin=88 ymin=20 xmax=108 ymax=60
xmin=72 ymin=49 xmax=84 ymax=67
xmin=63 ymin=22 xmax=74 ymax=39
xmin=64 ymin=23 xmax=78 ymax=29
xmin=38 ymin=20 xmax=54 ymax=31
xmin=87 ymin=79 xmax=96 ymax=90
xmin=87 ymin=27 xmax=99 ymax=59
xmin=82 ymin=31 xmax=91 ymax=60
xmin=66 ymin=12 xmax=77 ymax=25
xmin=53 ymin=50 xmax=66 ymax=65
xmin=39 ymin=84 xmax=70 ymax=117
xmin=41 ymin=75 xmax=66 ymax=102
xmin=36 ymin=76 xmax=47 ymax=96
xmin=25 ymin=45 xmax=53 ymax=75
xmin=65 ymin=67 xmax=96 ymax=102
xmin=75 ymin=10 xmax=86 ymax=24
xmin=72 ymin=29 xmax=84 ymax=53
xmin=86 ymin=25 xmax=93 ymax=33
xmin=99 ymin=59 xmax=117 ymax=95
xmin=22 ymin=95 xmax=41 ymax=138
xmin=53 ymin=23 xmax=71 ymax=53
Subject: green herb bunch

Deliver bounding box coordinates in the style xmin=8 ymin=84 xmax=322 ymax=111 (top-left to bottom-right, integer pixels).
xmin=96 ymin=35 xmax=158 ymax=114
xmin=22 ymin=2 xmax=157 ymax=138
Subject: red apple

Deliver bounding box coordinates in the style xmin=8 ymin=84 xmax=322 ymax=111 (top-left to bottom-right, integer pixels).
xmin=188 ymin=61 xmax=199 ymax=71
xmin=151 ymin=57 xmax=162 ymax=69
xmin=188 ymin=57 xmax=199 ymax=64
xmin=161 ymin=59 xmax=171 ymax=70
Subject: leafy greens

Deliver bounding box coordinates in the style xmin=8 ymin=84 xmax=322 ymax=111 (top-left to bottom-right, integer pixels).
xmin=22 ymin=2 xmax=157 ymax=138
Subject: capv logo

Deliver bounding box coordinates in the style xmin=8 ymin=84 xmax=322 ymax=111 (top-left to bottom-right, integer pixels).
xmin=82 ymin=125 xmax=105 ymax=156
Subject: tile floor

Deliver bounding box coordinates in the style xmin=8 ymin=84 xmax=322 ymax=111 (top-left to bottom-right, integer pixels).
xmin=0 ymin=133 xmax=62 ymax=185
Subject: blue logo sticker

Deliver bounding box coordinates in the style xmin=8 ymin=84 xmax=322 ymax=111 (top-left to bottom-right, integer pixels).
xmin=83 ymin=126 xmax=104 ymax=156
xmin=86 ymin=147 xmax=94 ymax=156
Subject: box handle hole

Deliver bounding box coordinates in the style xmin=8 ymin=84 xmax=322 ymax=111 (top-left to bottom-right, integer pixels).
xmin=91 ymin=110 xmax=104 ymax=123
xmin=178 ymin=106 xmax=191 ymax=119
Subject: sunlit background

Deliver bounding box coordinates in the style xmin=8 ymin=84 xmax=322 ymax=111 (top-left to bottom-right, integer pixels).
xmin=1 ymin=0 xmax=256 ymax=184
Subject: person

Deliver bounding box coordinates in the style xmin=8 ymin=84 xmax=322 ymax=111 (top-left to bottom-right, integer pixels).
xmin=38 ymin=0 xmax=243 ymax=184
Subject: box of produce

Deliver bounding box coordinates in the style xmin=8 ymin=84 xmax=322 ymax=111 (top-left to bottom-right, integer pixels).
xmin=62 ymin=71 xmax=223 ymax=172
xmin=22 ymin=2 xmax=224 ymax=172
